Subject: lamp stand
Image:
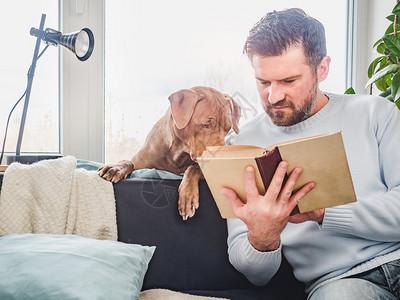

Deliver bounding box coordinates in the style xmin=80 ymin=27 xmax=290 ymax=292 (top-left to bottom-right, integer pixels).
xmin=15 ymin=14 xmax=46 ymax=158
xmin=2 ymin=14 xmax=62 ymax=168
xmin=0 ymin=13 xmax=94 ymax=171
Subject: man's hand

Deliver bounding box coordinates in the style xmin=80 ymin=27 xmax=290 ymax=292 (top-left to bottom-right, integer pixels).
xmin=221 ymin=161 xmax=316 ymax=252
xmin=289 ymin=209 xmax=325 ymax=224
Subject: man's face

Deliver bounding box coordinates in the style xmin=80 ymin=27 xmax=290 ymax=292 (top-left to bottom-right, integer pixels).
xmin=252 ymin=45 xmax=320 ymax=126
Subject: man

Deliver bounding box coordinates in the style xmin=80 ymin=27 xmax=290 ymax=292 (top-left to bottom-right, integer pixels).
xmin=222 ymin=8 xmax=400 ymax=299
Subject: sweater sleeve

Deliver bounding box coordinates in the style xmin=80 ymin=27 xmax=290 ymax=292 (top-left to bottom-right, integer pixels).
xmin=322 ymin=105 xmax=400 ymax=241
xmin=227 ymin=218 xmax=282 ymax=285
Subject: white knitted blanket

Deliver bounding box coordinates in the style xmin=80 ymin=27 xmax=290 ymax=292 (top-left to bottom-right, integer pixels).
xmin=0 ymin=156 xmax=117 ymax=240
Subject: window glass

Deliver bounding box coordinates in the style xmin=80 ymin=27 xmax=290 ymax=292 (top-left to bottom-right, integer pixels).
xmin=0 ymin=1 xmax=59 ymax=158
xmin=105 ymin=0 xmax=347 ymax=163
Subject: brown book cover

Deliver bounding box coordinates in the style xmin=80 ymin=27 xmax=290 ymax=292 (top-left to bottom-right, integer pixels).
xmin=197 ymin=131 xmax=357 ymax=218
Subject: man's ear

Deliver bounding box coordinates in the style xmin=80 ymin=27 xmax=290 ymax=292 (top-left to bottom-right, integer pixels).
xmin=317 ymin=56 xmax=331 ymax=82
xmin=168 ymin=89 xmax=203 ymax=129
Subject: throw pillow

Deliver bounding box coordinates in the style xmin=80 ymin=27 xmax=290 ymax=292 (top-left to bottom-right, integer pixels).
xmin=0 ymin=233 xmax=155 ymax=300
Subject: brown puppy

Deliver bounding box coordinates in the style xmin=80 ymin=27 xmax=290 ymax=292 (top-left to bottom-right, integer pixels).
xmin=98 ymin=86 xmax=241 ymax=220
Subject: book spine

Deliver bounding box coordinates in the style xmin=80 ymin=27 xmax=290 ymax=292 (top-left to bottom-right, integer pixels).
xmin=255 ymin=147 xmax=283 ymax=189
xmin=255 ymin=147 xmax=299 ymax=215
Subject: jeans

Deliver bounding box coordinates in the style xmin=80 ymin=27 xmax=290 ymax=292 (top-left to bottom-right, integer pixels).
xmin=310 ymin=259 xmax=400 ymax=300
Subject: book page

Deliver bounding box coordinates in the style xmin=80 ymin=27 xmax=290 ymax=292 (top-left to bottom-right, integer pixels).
xmin=200 ymin=145 xmax=265 ymax=159
xmin=277 ymin=131 xmax=356 ymax=212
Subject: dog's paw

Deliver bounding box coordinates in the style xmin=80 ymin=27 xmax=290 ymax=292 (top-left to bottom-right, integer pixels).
xmin=178 ymin=184 xmax=199 ymax=221
xmin=98 ymin=164 xmax=129 ymax=183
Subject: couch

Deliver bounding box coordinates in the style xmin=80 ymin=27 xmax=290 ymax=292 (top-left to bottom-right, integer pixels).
xmin=0 ymin=173 xmax=307 ymax=299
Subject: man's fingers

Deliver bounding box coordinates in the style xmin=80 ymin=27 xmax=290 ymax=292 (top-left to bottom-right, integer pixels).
xmin=277 ymin=166 xmax=303 ymax=202
xmin=288 ymin=181 xmax=316 ymax=212
xmin=221 ymin=187 xmax=245 ymax=213
xmin=289 ymin=208 xmax=324 ymax=224
xmin=267 ymin=161 xmax=289 ymax=199
xmin=244 ymin=166 xmax=260 ymax=199
xmin=291 ymin=181 xmax=316 ymax=202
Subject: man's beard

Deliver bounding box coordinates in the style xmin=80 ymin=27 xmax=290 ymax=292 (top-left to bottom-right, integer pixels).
xmin=264 ymin=81 xmax=318 ymax=127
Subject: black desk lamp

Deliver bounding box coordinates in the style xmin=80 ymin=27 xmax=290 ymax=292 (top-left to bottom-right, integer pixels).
xmin=4 ymin=13 xmax=94 ymax=165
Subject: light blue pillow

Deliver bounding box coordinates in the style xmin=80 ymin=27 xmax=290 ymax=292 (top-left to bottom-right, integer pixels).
xmin=0 ymin=233 xmax=155 ymax=300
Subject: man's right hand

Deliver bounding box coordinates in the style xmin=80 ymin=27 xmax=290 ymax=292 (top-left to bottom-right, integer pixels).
xmin=221 ymin=161 xmax=315 ymax=252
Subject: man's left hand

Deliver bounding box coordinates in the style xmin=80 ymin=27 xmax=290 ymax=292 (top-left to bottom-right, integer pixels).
xmin=289 ymin=209 xmax=325 ymax=224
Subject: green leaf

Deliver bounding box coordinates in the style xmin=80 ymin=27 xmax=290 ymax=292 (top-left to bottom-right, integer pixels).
xmin=392 ymin=72 xmax=400 ymax=101
xmin=377 ymin=42 xmax=387 ymax=54
xmin=379 ymin=57 xmax=389 ymax=69
xmin=389 ymin=53 xmax=398 ymax=64
xmin=387 ymin=14 xmax=395 ymax=22
xmin=385 ymin=23 xmax=400 ymax=35
xmin=383 ymin=34 xmax=400 ymax=57
xmin=375 ymin=75 xmax=391 ymax=92
xmin=379 ymin=87 xmax=391 ymax=98
xmin=384 ymin=47 xmax=392 ymax=56
xmin=344 ymin=87 xmax=356 ymax=94
xmin=365 ymin=64 xmax=399 ymax=89
xmin=393 ymin=2 xmax=400 ymax=15
xmin=395 ymin=99 xmax=400 ymax=109
xmin=373 ymin=39 xmax=383 ymax=48
xmin=385 ymin=24 xmax=393 ymax=35
xmin=368 ymin=56 xmax=383 ymax=78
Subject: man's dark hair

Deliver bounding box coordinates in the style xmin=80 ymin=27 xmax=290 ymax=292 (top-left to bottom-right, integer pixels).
xmin=243 ymin=8 xmax=327 ymax=69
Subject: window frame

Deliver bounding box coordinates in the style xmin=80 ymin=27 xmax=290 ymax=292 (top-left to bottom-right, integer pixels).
xmin=62 ymin=0 xmax=374 ymax=163
xmin=61 ymin=0 xmax=104 ymax=162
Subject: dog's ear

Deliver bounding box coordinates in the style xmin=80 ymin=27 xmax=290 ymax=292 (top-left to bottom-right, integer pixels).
xmin=224 ymin=94 xmax=241 ymax=134
xmin=168 ymin=89 xmax=203 ymax=129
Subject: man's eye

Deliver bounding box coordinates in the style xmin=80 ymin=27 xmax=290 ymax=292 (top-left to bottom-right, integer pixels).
xmin=284 ymin=79 xmax=295 ymax=84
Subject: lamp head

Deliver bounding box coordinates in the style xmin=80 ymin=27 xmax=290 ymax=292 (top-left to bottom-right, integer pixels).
xmin=58 ymin=28 xmax=94 ymax=61
xmin=30 ymin=27 xmax=95 ymax=61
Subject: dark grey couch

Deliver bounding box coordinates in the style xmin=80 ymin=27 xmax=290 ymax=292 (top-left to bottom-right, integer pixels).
xmin=114 ymin=177 xmax=306 ymax=299
xmin=0 ymin=173 xmax=307 ymax=299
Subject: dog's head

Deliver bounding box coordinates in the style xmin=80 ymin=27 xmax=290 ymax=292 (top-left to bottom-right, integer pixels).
xmin=168 ymin=86 xmax=241 ymax=160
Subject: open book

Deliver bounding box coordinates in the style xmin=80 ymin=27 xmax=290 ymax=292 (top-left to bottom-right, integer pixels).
xmin=197 ymin=131 xmax=357 ymax=218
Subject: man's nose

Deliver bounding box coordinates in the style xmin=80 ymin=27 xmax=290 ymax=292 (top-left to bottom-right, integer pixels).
xmin=268 ymin=83 xmax=285 ymax=104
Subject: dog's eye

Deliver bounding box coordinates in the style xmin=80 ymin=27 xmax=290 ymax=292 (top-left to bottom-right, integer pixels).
xmin=201 ymin=123 xmax=210 ymax=129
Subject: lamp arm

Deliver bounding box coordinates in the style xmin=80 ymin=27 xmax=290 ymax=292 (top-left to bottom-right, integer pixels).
xmin=30 ymin=27 xmax=62 ymax=47
xmin=15 ymin=13 xmax=47 ymax=156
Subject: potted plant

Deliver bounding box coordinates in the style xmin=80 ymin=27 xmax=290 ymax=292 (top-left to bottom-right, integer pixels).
xmin=359 ymin=0 xmax=400 ymax=109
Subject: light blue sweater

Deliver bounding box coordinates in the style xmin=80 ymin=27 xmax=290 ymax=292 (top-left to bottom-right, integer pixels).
xmin=226 ymin=93 xmax=400 ymax=295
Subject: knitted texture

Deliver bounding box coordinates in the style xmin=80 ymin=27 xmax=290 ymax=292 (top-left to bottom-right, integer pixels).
xmin=0 ymin=156 xmax=117 ymax=240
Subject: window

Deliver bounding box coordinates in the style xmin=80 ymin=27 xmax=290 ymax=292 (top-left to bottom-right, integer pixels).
xmin=104 ymin=0 xmax=348 ymax=163
xmin=0 ymin=1 xmax=59 ymax=159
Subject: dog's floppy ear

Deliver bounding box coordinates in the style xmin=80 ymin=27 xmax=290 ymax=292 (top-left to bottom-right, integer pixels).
xmin=168 ymin=89 xmax=203 ymax=129
xmin=224 ymin=94 xmax=241 ymax=134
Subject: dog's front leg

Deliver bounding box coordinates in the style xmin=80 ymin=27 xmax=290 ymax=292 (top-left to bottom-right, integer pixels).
xmin=178 ymin=164 xmax=203 ymax=220
xmin=98 ymin=160 xmax=135 ymax=183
